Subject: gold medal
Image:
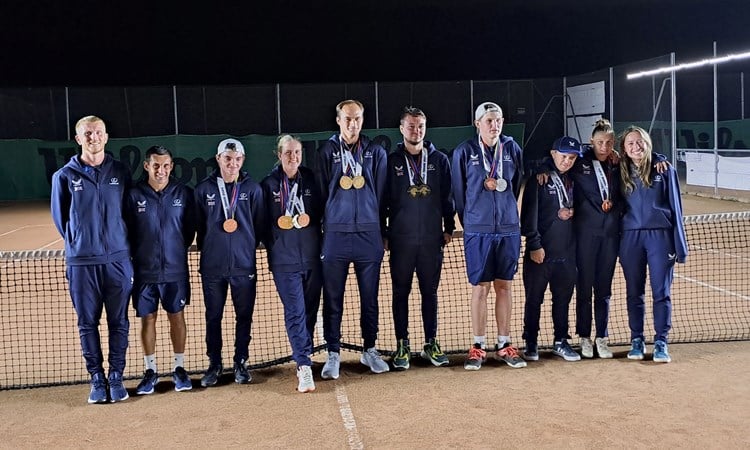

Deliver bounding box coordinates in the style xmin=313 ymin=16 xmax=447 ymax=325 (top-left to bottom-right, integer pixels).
xmin=339 ymin=176 xmax=353 ymax=190
xmin=408 ymin=185 xmax=419 ymax=197
xmin=277 ymin=215 xmax=294 ymax=230
xmin=484 ymin=177 xmax=497 ymax=191
xmin=296 ymin=213 xmax=310 ymax=228
xmin=352 ymin=175 xmax=365 ymax=189
xmin=223 ymin=218 xmax=238 ymax=233
xmin=417 ymin=184 xmax=431 ymax=197
xmin=602 ymin=200 xmax=612 ymax=212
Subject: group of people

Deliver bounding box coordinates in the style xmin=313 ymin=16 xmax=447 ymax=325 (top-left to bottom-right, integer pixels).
xmin=50 ymin=101 xmax=687 ymax=404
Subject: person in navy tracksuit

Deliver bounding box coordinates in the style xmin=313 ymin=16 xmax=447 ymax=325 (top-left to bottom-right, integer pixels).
xmin=570 ymin=119 xmax=623 ymax=359
xmin=124 ymin=145 xmax=196 ymax=394
xmin=383 ymin=107 xmax=455 ymax=370
xmin=51 ymin=115 xmax=133 ymax=404
xmin=619 ymin=126 xmax=687 ymax=363
xmin=316 ymin=99 xmax=389 ymax=379
xmin=451 ymin=102 xmax=527 ymax=371
xmin=194 ymin=138 xmax=265 ymax=386
xmin=521 ymin=137 xmax=583 ymax=362
xmin=260 ymin=135 xmax=322 ymax=393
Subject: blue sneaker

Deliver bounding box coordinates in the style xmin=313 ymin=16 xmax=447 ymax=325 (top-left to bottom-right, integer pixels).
xmin=173 ymin=367 xmax=193 ymax=391
xmin=523 ymin=342 xmax=539 ymax=361
xmin=108 ymin=371 xmax=129 ymax=403
xmin=653 ymin=340 xmax=672 ymax=363
xmin=87 ymin=372 xmax=108 ymax=404
xmin=136 ymin=369 xmax=159 ymax=395
xmin=552 ymin=340 xmax=581 ymax=361
xmin=627 ymin=338 xmax=645 ymax=360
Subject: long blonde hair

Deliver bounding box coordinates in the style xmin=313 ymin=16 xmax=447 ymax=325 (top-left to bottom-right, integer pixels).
xmin=619 ymin=125 xmax=653 ymax=193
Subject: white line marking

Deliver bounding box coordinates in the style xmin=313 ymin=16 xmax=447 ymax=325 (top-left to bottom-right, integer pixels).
xmin=334 ymin=384 xmax=364 ymax=450
xmin=0 ymin=224 xmax=49 ymax=237
xmin=676 ymin=274 xmax=750 ymax=301
xmin=690 ymin=245 xmax=750 ymax=262
xmin=36 ymin=238 xmax=63 ymax=250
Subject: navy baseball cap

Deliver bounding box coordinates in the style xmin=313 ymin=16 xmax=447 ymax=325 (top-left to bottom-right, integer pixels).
xmin=552 ymin=136 xmax=583 ymax=156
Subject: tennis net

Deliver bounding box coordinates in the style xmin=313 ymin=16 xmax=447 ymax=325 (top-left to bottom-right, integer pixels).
xmin=1 ymin=211 xmax=748 ymax=389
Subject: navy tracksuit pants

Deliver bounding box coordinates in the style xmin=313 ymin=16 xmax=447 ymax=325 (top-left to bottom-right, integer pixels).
xmin=619 ymin=229 xmax=674 ymax=343
xmin=67 ymin=260 xmax=133 ymax=376
xmin=390 ymin=242 xmax=443 ymax=342
xmin=201 ymin=274 xmax=257 ymax=365
xmin=575 ymin=233 xmax=618 ymax=338
xmin=272 ymin=265 xmax=322 ymax=367
xmin=321 ymin=231 xmax=384 ymax=352
xmin=522 ymin=256 xmax=576 ymax=344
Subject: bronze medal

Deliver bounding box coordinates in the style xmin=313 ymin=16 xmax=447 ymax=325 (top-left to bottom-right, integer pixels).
xmin=495 ymin=178 xmax=508 ymax=192
xmin=296 ymin=213 xmax=310 ymax=228
xmin=602 ymin=199 xmax=612 ymax=212
xmin=223 ymin=218 xmax=238 ymax=233
xmin=339 ymin=176 xmax=353 ymax=190
xmin=484 ymin=177 xmax=497 ymax=191
xmin=277 ymin=215 xmax=294 ymax=230
xmin=558 ymin=208 xmax=573 ymax=221
xmin=352 ymin=175 xmax=365 ymax=189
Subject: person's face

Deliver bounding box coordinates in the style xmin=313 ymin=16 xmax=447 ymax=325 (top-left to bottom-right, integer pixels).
xmin=590 ymin=131 xmax=615 ymax=161
xmin=216 ymin=151 xmax=245 ymax=180
xmin=623 ymin=131 xmax=650 ymax=164
xmin=336 ymin=103 xmax=363 ymax=144
xmin=278 ymin=140 xmax=302 ymax=176
xmin=400 ymin=115 xmax=426 ymax=147
xmin=144 ymin=154 xmax=173 ymax=186
xmin=74 ymin=120 xmax=108 ymax=155
xmin=475 ymin=112 xmax=504 ymax=144
xmin=551 ymin=150 xmax=578 ymax=173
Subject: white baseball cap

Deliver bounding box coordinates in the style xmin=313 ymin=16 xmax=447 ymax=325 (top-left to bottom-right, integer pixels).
xmin=217 ymin=138 xmax=245 ymax=155
xmin=474 ymin=102 xmax=503 ymax=121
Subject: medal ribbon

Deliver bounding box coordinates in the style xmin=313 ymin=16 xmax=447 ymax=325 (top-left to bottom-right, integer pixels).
xmin=592 ymin=160 xmax=611 ymax=202
xmin=217 ymin=177 xmax=239 ymax=220
xmin=281 ymin=172 xmax=306 ymax=216
xmin=480 ymin=137 xmax=503 ymax=180
xmin=549 ymin=171 xmax=571 ymax=209
xmin=404 ymin=148 xmax=428 ymax=186
xmin=340 ymin=139 xmax=362 ymax=177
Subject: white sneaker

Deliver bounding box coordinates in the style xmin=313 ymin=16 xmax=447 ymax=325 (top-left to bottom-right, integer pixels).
xmin=361 ymin=347 xmax=390 ymax=374
xmin=297 ymin=365 xmax=315 ymax=393
xmin=321 ymin=352 xmax=340 ymax=380
xmin=595 ymin=337 xmax=614 ymax=359
xmin=580 ymin=338 xmax=594 ymax=358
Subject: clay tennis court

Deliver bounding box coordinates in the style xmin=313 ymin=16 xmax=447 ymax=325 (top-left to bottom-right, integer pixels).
xmin=1 ymin=196 xmax=749 ymax=448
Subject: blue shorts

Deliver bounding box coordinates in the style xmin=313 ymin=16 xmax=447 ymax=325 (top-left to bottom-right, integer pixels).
xmin=132 ymin=280 xmax=190 ymax=317
xmin=464 ymin=232 xmax=520 ymax=285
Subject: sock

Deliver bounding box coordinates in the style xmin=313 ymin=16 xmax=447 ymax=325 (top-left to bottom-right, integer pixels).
xmin=497 ymin=335 xmax=510 ymax=348
xmin=473 ymin=336 xmax=486 ymax=349
xmin=144 ymin=354 xmax=157 ymax=372
xmin=174 ymin=353 xmax=185 ymax=371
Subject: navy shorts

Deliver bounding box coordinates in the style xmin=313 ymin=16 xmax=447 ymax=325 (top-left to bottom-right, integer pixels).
xmin=132 ymin=280 xmax=190 ymax=317
xmin=464 ymin=232 xmax=520 ymax=285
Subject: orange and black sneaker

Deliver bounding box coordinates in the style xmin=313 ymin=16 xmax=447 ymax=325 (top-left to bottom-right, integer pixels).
xmin=463 ymin=343 xmax=486 ymax=371
xmin=494 ymin=343 xmax=527 ymax=368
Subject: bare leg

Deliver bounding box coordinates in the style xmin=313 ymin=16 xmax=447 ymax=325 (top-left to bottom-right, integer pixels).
xmin=141 ymin=312 xmax=158 ymax=355
xmin=167 ymin=311 xmax=187 ymax=354
xmin=493 ymin=279 xmax=513 ymax=337
xmin=471 ymin=282 xmax=491 ymax=337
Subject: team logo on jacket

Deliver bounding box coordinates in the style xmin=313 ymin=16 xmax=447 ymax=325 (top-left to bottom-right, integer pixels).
xmin=272 ymin=190 xmax=281 ymax=203
xmin=469 ymin=152 xmax=480 ymax=166
xmin=109 ymin=177 xmax=119 ymax=185
xmin=239 ymin=192 xmax=249 ymax=201
xmin=172 ymin=199 xmax=183 ymax=207
xmin=654 ymin=175 xmax=663 ymax=183
xmin=72 ymin=177 xmax=83 ymax=192
xmin=304 ymin=188 xmax=312 ymax=197
xmin=332 ymin=151 xmax=341 ymax=164
xmin=428 ymin=163 xmax=436 ymax=171
xmin=206 ymin=193 xmax=216 ymax=206
xmin=364 ymin=150 xmax=372 ymax=158
xmin=137 ymin=200 xmax=147 ymax=213
xmin=503 ymin=152 xmax=511 ymax=161
xmin=394 ymin=165 xmax=404 ymax=176
xmin=582 ymin=164 xmax=592 ymax=175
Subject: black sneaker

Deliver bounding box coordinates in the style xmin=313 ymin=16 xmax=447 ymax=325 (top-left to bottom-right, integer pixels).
xmin=200 ymin=363 xmax=223 ymax=387
xmin=392 ymin=339 xmax=410 ymax=371
xmin=234 ymin=361 xmax=251 ymax=384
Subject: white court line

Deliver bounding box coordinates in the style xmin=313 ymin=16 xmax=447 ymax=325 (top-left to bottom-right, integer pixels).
xmin=690 ymin=245 xmax=750 ymax=263
xmin=334 ymin=384 xmax=364 ymax=450
xmin=676 ymin=273 xmax=750 ymax=301
xmin=36 ymin=238 xmax=63 ymax=251
xmin=0 ymin=224 xmax=50 ymax=237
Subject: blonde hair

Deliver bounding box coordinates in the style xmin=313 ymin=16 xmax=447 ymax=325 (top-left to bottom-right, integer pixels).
xmin=619 ymin=125 xmax=654 ymax=193
xmin=592 ymin=118 xmax=614 ymax=137
xmin=335 ymin=99 xmax=364 ymax=117
xmin=276 ymin=134 xmax=302 ymax=155
xmin=74 ymin=115 xmax=105 ymax=133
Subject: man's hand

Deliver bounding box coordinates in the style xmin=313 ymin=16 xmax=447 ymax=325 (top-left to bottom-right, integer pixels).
xmin=530 ymin=248 xmax=545 ymax=264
